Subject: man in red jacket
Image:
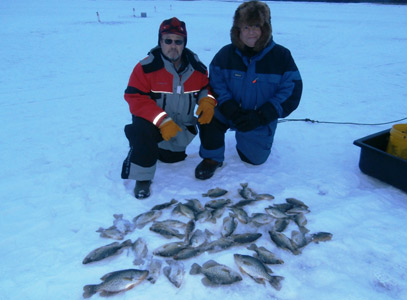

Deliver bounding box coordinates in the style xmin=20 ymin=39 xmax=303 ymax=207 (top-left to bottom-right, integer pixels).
xmin=122 ymin=17 xmax=216 ymax=199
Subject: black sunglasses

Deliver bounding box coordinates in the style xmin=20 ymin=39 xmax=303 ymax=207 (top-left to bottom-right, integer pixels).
xmin=163 ymin=38 xmax=184 ymax=45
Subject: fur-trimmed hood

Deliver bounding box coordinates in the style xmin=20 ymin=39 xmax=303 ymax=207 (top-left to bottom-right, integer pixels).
xmin=230 ymin=1 xmax=272 ymax=53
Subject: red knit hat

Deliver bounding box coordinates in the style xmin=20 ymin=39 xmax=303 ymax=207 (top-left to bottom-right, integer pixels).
xmin=158 ymin=17 xmax=187 ymax=45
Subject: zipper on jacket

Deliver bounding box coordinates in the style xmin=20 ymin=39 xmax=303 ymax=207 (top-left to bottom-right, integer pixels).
xmin=162 ymin=94 xmax=167 ymax=110
xmin=187 ymin=94 xmax=192 ymax=114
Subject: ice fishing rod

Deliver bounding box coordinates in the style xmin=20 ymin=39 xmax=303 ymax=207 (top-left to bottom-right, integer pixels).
xmin=278 ymin=116 xmax=407 ymax=126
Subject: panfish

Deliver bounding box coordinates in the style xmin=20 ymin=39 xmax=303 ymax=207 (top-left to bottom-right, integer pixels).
xmin=230 ymin=233 xmax=262 ymax=245
xmin=163 ymin=260 xmax=185 ymax=288
xmin=255 ymin=193 xmax=275 ymax=201
xmin=247 ymin=244 xmax=284 ymax=265
xmin=311 ymin=232 xmax=333 ymax=243
xmin=250 ymin=213 xmax=274 ymax=226
xmin=238 ymin=183 xmax=256 ymax=200
xmin=172 ymin=203 xmax=196 ymax=219
xmin=96 ymin=226 xmax=125 ymax=240
xmin=153 ymin=241 xmax=188 ymax=257
xmin=234 ymin=254 xmax=284 ymax=290
xmin=205 ymin=198 xmax=232 ymax=209
xmin=202 ymin=187 xmax=228 ymax=198
xmin=150 ymin=199 xmax=178 ymax=211
xmin=190 ymin=260 xmax=242 ymax=286
xmin=82 ymin=239 xmax=132 ymax=264
xmin=133 ymin=210 xmax=162 ymax=229
xmin=149 ymin=223 xmax=185 ymax=239
xmin=269 ymin=230 xmax=301 ymax=255
xmin=173 ymin=245 xmax=206 ymax=260
xmin=209 ymin=206 xmax=226 ymax=223
xmin=195 ymin=209 xmax=212 ymax=223
xmin=184 ymin=219 xmax=195 ymax=243
xmin=147 ymin=258 xmax=162 ymax=284
xmin=83 ymin=268 xmax=148 ymax=298
xmin=229 ymin=207 xmax=250 ymax=224
xmin=273 ymin=218 xmax=290 ymax=232
xmin=265 ymin=206 xmax=288 ymax=219
xmin=132 ymin=237 xmax=148 ymax=266
xmin=152 ymin=219 xmax=187 ymax=229
xmin=221 ymin=214 xmax=237 ymax=237
xmin=113 ymin=214 xmax=135 ymax=234
xmin=205 ymin=236 xmax=235 ymax=253
xmin=184 ymin=198 xmax=205 ymax=213
xmin=285 ymin=197 xmax=309 ymax=209
xmin=189 ymin=229 xmax=213 ymax=247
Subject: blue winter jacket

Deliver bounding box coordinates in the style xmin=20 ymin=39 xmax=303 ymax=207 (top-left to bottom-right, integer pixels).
xmin=209 ymin=40 xmax=302 ymax=122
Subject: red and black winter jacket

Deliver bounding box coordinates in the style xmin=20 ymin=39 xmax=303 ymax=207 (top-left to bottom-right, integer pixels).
xmin=124 ymin=47 xmax=214 ymax=128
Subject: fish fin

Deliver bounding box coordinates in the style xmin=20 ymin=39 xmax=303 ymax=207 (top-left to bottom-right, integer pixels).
xmin=202 ymin=260 xmax=219 ymax=269
xmin=269 ymin=275 xmax=284 ymax=291
xmin=96 ymin=227 xmax=104 ymax=233
xmin=247 ymin=243 xmax=257 ymax=251
xmin=202 ymin=277 xmax=216 ymax=287
xmin=189 ymin=263 xmax=202 ymax=275
xmin=82 ymin=284 xmax=99 ymax=298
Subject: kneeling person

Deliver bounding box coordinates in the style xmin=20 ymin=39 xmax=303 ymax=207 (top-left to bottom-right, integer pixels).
xmin=122 ymin=17 xmax=216 ymax=198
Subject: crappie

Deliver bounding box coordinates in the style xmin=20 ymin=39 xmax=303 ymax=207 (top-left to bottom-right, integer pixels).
xmin=202 ymin=187 xmax=228 ymax=198
xmin=221 ymin=214 xmax=237 ymax=237
xmin=250 ymin=213 xmax=275 ymax=226
xmin=189 ymin=229 xmax=213 ymax=247
xmin=83 ymin=239 xmax=132 ymax=264
xmin=150 ymin=199 xmax=178 ymax=211
xmin=229 ymin=207 xmax=250 ymax=224
xmin=247 ymin=244 xmax=284 ymax=265
xmin=83 ymin=268 xmax=149 ymax=298
xmin=147 ymin=258 xmax=162 ymax=284
xmin=132 ymin=237 xmax=148 ymax=266
xmin=273 ymin=218 xmax=290 ymax=232
xmin=113 ymin=214 xmax=135 ymax=234
xmin=172 ymin=203 xmax=196 ymax=219
xmin=204 ymin=198 xmax=231 ymax=209
xmin=238 ymin=183 xmax=256 ymax=200
xmin=173 ymin=245 xmax=206 ymax=260
xmin=311 ymin=232 xmax=333 ymax=243
xmin=190 ymin=260 xmax=242 ymax=286
xmin=234 ymin=254 xmax=284 ymax=290
xmin=163 ymin=260 xmax=185 ymax=288
xmin=269 ymin=230 xmax=301 ymax=255
xmin=153 ymin=241 xmax=188 ymax=257
xmin=149 ymin=223 xmax=185 ymax=239
xmin=96 ymin=226 xmax=125 ymax=240
xmin=230 ymin=233 xmax=262 ymax=244
xmin=265 ymin=206 xmax=288 ymax=219
xmin=133 ymin=210 xmax=162 ymax=229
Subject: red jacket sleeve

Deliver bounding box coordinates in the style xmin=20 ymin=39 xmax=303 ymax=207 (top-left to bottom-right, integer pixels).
xmin=124 ymin=64 xmax=168 ymax=127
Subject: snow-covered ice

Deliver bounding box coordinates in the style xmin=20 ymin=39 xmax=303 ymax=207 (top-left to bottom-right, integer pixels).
xmin=0 ymin=1 xmax=406 ymax=299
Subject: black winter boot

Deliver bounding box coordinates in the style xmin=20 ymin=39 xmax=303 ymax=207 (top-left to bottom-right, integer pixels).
xmin=195 ymin=159 xmax=223 ymax=180
xmin=134 ymin=180 xmax=152 ymax=199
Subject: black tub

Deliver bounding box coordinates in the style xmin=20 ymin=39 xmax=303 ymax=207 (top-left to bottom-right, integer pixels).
xmin=353 ymin=129 xmax=407 ymax=192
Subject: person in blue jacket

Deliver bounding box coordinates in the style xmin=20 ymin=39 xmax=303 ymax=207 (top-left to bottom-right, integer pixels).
xmin=195 ymin=0 xmax=303 ymax=180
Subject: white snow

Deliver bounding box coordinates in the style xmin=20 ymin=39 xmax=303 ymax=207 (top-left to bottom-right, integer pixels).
xmin=1 ymin=0 xmax=407 ymax=299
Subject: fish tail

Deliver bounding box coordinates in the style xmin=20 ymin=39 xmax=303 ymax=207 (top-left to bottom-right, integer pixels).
xmin=83 ymin=284 xmax=99 ymax=298
xmin=269 ymin=275 xmax=284 ymax=291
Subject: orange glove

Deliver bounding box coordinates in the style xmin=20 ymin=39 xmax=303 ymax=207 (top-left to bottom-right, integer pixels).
xmin=196 ymin=97 xmax=216 ymax=125
xmin=159 ymin=119 xmax=182 ymax=141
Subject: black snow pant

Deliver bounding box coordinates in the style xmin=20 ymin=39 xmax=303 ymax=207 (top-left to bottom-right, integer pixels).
xmin=121 ymin=116 xmax=187 ymax=180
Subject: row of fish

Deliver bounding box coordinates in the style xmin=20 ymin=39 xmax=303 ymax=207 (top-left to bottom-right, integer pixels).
xmin=82 ymin=183 xmax=332 ymax=298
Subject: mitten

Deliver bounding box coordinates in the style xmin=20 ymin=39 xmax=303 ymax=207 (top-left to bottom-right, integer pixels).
xmin=257 ymin=102 xmax=278 ymax=125
xmin=234 ymin=110 xmax=262 ymax=132
xmin=219 ymin=99 xmax=241 ymax=121
xmin=159 ymin=119 xmax=182 ymax=141
xmin=196 ymin=97 xmax=216 ymax=124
